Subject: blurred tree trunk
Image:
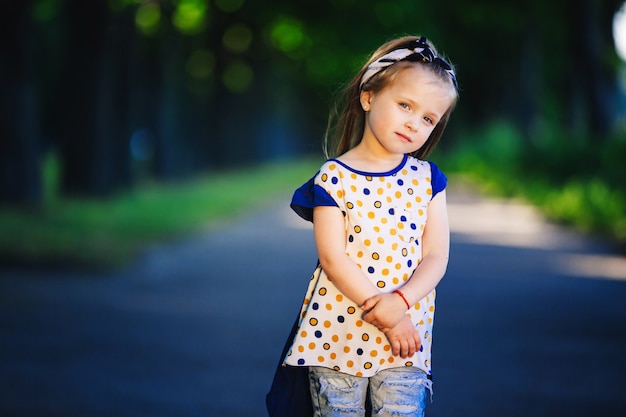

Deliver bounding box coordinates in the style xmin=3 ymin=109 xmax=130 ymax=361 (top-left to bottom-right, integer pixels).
xmin=564 ymin=0 xmax=622 ymax=137
xmin=57 ymin=0 xmax=132 ymax=197
xmin=0 ymin=1 xmax=42 ymax=206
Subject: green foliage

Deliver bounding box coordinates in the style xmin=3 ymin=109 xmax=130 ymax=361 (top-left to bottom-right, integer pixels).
xmin=444 ymin=121 xmax=626 ymax=246
xmin=0 ymin=157 xmax=323 ymax=268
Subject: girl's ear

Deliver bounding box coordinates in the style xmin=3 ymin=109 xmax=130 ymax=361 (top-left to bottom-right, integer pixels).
xmin=360 ymin=90 xmax=372 ymax=111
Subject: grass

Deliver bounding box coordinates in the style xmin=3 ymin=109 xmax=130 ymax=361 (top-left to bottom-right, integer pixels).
xmin=0 ymin=156 xmax=323 ymax=268
xmin=442 ymin=121 xmax=626 ymax=248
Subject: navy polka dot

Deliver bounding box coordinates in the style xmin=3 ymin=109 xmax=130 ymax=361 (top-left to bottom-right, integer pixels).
xmin=357 ymin=348 xmax=364 ymax=355
xmin=389 ymin=208 xmax=395 ymax=215
xmin=312 ymin=303 xmax=319 ymax=310
xmin=364 ymin=188 xmax=370 ymax=195
xmin=397 ymin=179 xmax=404 ymax=186
xmin=410 ymin=223 xmax=417 ymax=230
xmin=368 ymin=266 xmax=375 ymax=274
xmin=408 ymin=260 xmax=413 ymax=268
xmin=331 ymin=177 xmax=339 ymax=184
xmin=338 ymin=316 xmax=345 ymax=323
xmin=315 ymin=330 xmax=323 ymax=338
xmin=401 ymin=215 xmax=407 ymax=222
xmin=298 ymin=359 xmax=305 ymax=365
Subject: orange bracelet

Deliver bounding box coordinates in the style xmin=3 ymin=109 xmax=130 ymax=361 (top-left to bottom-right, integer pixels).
xmin=393 ymin=290 xmax=411 ymax=309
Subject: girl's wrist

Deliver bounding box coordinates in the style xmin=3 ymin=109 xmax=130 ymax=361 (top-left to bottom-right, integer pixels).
xmin=393 ymin=290 xmax=411 ymax=310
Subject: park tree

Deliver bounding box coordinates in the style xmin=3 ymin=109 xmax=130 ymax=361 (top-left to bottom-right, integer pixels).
xmin=0 ymin=0 xmax=623 ymax=206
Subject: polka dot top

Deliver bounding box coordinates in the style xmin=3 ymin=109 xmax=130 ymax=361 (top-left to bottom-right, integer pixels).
xmin=285 ymin=154 xmax=447 ymax=378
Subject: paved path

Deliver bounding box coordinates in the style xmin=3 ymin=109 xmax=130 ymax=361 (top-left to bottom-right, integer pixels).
xmin=1 ymin=184 xmax=626 ymax=416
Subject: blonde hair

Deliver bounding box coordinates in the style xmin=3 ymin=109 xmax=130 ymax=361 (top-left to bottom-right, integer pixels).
xmin=324 ymin=35 xmax=458 ymax=159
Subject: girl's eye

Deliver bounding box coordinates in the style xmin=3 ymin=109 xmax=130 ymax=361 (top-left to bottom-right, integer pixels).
xmin=424 ymin=116 xmax=434 ymax=125
xmin=399 ymin=103 xmax=410 ymax=110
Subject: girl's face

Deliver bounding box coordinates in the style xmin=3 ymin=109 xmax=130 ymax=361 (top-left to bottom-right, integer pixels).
xmin=360 ymin=66 xmax=455 ymax=158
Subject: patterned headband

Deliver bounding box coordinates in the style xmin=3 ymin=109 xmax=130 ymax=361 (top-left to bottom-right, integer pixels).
xmin=360 ymin=37 xmax=458 ymax=91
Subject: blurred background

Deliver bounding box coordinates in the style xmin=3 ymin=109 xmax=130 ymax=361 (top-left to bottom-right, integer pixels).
xmin=1 ymin=0 xmax=625 ymax=265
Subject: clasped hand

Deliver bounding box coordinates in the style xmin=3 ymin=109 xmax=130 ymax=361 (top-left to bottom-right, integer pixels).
xmin=361 ymin=293 xmax=422 ymax=359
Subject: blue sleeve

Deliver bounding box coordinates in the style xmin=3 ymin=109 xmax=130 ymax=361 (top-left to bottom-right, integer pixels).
xmin=290 ymin=174 xmax=339 ymax=222
xmin=428 ymin=161 xmax=447 ymax=199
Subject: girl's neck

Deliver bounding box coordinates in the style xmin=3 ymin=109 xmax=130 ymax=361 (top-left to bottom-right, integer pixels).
xmin=337 ymin=142 xmax=406 ymax=173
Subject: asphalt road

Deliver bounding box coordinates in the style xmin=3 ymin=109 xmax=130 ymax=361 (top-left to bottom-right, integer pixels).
xmin=1 ymin=184 xmax=625 ymax=416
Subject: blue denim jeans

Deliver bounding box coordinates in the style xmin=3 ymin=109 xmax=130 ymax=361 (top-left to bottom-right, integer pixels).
xmin=309 ymin=366 xmax=432 ymax=417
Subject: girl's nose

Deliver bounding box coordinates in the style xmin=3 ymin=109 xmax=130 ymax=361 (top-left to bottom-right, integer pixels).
xmin=406 ymin=119 xmax=418 ymax=132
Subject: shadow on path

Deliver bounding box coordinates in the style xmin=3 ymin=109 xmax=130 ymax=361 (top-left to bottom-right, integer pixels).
xmin=1 ymin=185 xmax=625 ymax=416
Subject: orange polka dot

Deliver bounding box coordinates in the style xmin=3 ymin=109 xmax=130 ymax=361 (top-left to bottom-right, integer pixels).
xmin=336 ymin=294 xmax=343 ymax=302
xmin=368 ymin=212 xmax=375 ymax=219
xmin=377 ymin=237 xmax=385 ymax=244
xmin=364 ymin=239 xmax=371 ymax=246
xmin=377 ymin=281 xmax=386 ymax=288
xmin=356 ymin=372 xmax=363 ymax=377
xmin=332 ymin=335 xmax=339 ymax=342
xmin=301 ymin=330 xmax=308 ymax=337
xmin=324 ymin=320 xmax=331 ymax=328
xmin=346 ymin=333 xmax=353 ymax=340
xmin=298 ymin=345 xmax=304 ymax=352
xmin=319 ymin=288 xmax=327 ymax=296
xmin=344 ymin=346 xmax=351 ymax=353
xmin=382 ymin=269 xmax=389 ymax=276
xmin=309 ymin=342 xmax=316 ymax=350
xmin=364 ymin=362 xmax=372 ymax=369
xmin=326 ymin=303 xmax=332 ymax=310
xmin=309 ymin=318 xmax=318 ymax=326
xmin=347 ymin=360 xmax=354 ymax=368
xmin=370 ymin=350 xmax=378 ymax=357
xmin=376 ymin=337 xmax=383 ymax=344
xmin=318 ymin=356 xmax=325 ymax=362
xmin=356 ymin=320 xmax=363 ymax=327
xmin=330 ymin=353 xmax=337 ymax=359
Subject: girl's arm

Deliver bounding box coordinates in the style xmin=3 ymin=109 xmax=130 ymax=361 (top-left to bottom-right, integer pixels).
xmin=362 ymin=190 xmax=450 ymax=330
xmin=315 ymin=204 xmax=423 ymax=358
xmin=313 ymin=205 xmax=381 ymax=305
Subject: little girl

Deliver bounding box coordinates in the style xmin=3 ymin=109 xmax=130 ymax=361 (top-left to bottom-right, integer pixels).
xmin=269 ymin=35 xmax=458 ymax=417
